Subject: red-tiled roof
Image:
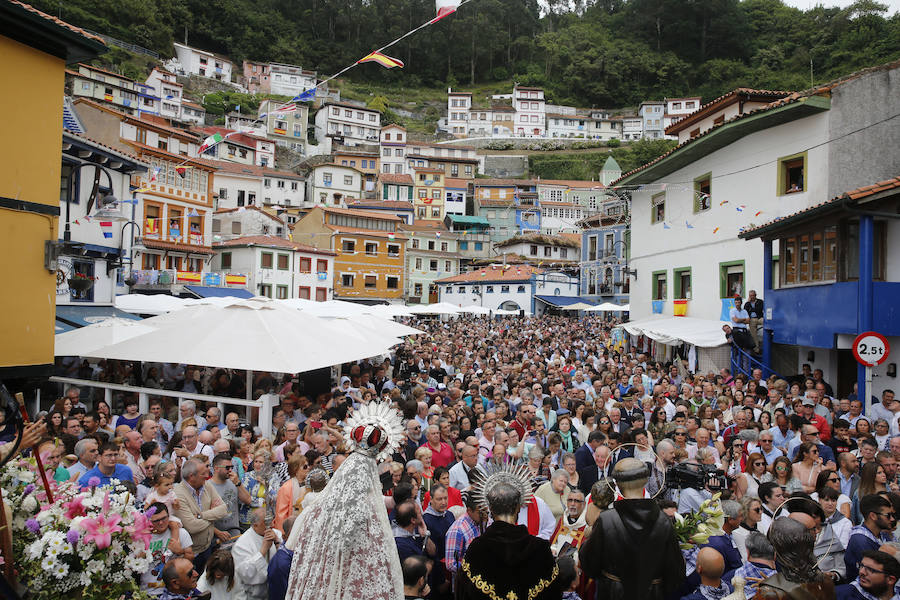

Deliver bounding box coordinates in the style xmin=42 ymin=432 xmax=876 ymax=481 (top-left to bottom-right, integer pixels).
xmin=323 ymin=225 xmax=407 ymax=240
xmin=214 ymin=205 xmax=284 ymax=224
xmin=411 ymin=167 xmax=445 ymax=174
xmin=215 ymin=235 xmax=335 ymax=255
xmin=9 ymin=0 xmax=105 ymax=44
xmin=381 ymin=124 xmax=407 ymax=131
xmin=740 ymin=176 xmax=900 ymax=237
xmin=472 ymin=178 xmax=535 ymax=186
xmin=125 ymin=140 xmax=216 ymax=170
xmin=665 ymin=88 xmax=793 ymax=134
xmin=444 ymin=178 xmax=470 ymax=188
xmin=142 ymin=239 xmax=214 ymax=255
xmin=208 ymin=160 xmax=303 ymax=180
xmin=76 ymin=62 xmax=132 ymax=80
xmin=182 ymin=100 xmax=205 ymax=110
xmin=436 ymin=264 xmax=543 ymax=283
xmin=559 ymin=233 xmax=582 ymax=246
xmin=377 ymin=173 xmax=414 ymax=185
xmin=477 ymin=199 xmax=516 ymax=207
xmin=347 ymin=199 xmax=414 ymax=210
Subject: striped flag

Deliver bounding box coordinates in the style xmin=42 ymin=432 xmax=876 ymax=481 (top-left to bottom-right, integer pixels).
xmin=431 ymin=0 xmax=462 ymax=23
xmin=357 ymin=51 xmax=405 ymax=69
xmin=100 ymin=221 xmax=113 ymax=239
xmin=198 ymin=132 xmax=223 ymax=153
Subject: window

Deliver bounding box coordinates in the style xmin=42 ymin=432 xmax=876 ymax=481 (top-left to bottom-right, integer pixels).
xmin=344 ymin=175 xmax=353 ymax=186
xmin=440 ymin=242 xmax=448 ymax=252
xmin=544 ymin=246 xmax=552 ymax=257
xmin=261 ymin=252 xmax=274 ymax=269
xmin=778 ymin=152 xmax=806 ymax=195
xmin=418 ymin=207 xmax=427 ymax=219
xmin=415 ymin=257 xmax=423 ymax=270
xmin=276 ymin=285 xmax=288 ymax=299
xmin=291 ymin=182 xmax=298 ymax=191
xmin=232 ymin=221 xmax=241 ymax=234
xmin=277 ymin=254 xmax=289 ymax=270
xmin=652 ymin=271 xmax=667 ymax=300
xmin=298 ymin=286 xmax=312 ymax=299
xmin=365 ymin=242 xmax=377 ymax=256
xmin=414 ymin=283 xmax=423 ymax=297
xmin=237 ymin=190 xmax=245 ymax=206
xmin=458 ymin=286 xmax=466 ymax=294
xmin=651 ymin=192 xmax=665 ymax=224
xmin=316 ymin=287 xmax=327 ymax=301
xmin=387 ymin=244 xmax=400 ymax=257
xmin=501 ymin=285 xmax=509 ymax=293
xmin=588 ymin=236 xmax=597 ymax=261
xmin=713 ymin=115 xmax=725 ymax=125
xmin=364 ymin=275 xmax=377 ymax=288
xmin=459 ymin=241 xmax=469 ymax=250
xmin=317 ymin=259 xmax=328 ymax=274
xmin=387 ymin=276 xmax=399 ymax=289
xmin=260 ymin=284 xmax=272 ymax=298
xmin=419 ymin=189 xmax=427 ymax=199
xmin=411 ymin=238 xmax=419 ymax=249
xmin=299 ymin=257 xmax=311 ymax=273
xmin=445 ymin=260 xmax=451 ymax=271
xmin=674 ymin=267 xmax=692 ymax=299
xmin=517 ymin=285 xmax=525 ymax=293
xmin=341 ymin=273 xmax=354 ymax=287
xmin=431 ymin=207 xmax=441 ymax=217
xmin=719 ymin=261 xmax=745 ymax=298
xmin=690 ymin=128 xmax=700 ymax=139
xmin=694 ymin=173 xmax=711 ymax=212
xmin=782 ymin=225 xmax=844 ymax=286
xmin=277 ymin=180 xmax=285 ymax=189
xmin=323 ymin=173 xmax=332 ymax=185
xmin=560 ymin=248 xmax=567 ymax=259
xmin=220 ymin=252 xmax=232 ymax=269
xmin=474 ymin=242 xmax=483 ymax=251
xmin=342 ymin=239 xmax=356 ymax=253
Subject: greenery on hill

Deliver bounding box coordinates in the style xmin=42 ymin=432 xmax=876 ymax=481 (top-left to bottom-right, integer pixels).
xmin=528 ymin=139 xmax=677 ymax=180
xmin=33 ymin=0 xmax=900 ymax=109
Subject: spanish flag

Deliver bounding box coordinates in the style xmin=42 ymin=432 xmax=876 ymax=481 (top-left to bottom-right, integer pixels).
xmin=357 ymin=51 xmax=405 ymax=69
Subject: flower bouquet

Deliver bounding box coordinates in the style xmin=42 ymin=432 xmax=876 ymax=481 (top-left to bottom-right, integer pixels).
xmin=1 ymin=457 xmax=153 ymax=600
xmin=672 ymin=493 xmax=725 ymax=573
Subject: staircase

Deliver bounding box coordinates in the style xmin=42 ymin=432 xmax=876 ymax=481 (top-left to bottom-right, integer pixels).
xmin=730 ymin=343 xmax=783 ymax=381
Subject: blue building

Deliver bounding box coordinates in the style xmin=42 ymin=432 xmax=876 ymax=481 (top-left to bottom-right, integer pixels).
xmin=578 ymin=213 xmax=629 ymax=305
xmin=740 ymin=179 xmax=900 ymax=402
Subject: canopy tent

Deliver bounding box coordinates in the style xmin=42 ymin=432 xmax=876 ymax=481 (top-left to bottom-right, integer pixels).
xmin=277 ymin=298 xmax=372 ymax=318
xmin=533 ymin=295 xmax=597 ymax=310
xmin=57 ymin=304 xmax=144 ymax=327
xmin=367 ymin=304 xmax=415 ymax=318
xmin=184 ymin=285 xmax=254 ymax=299
xmin=55 ymin=317 xmax=156 ymax=357
xmin=622 ymin=316 xmax=729 ymax=348
xmin=586 ymin=302 xmax=628 ymax=312
xmin=456 ymin=305 xmax=492 ymax=315
xmin=86 ymin=298 xmax=399 ymax=373
xmin=407 ymin=302 xmax=462 ymax=315
xmin=619 ymin=304 xmax=630 ymax=312
xmin=115 ymin=294 xmax=189 ymax=315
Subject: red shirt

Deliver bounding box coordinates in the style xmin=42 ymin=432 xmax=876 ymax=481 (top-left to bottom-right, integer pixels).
xmin=428 ymin=441 xmax=454 ymax=468
xmin=423 ymin=485 xmax=463 ymax=510
xmin=810 ymin=414 xmax=831 ymax=442
xmin=510 ymin=417 xmax=529 ymax=440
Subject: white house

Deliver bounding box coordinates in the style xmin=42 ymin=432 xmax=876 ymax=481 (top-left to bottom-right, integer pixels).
xmin=494 ymin=233 xmax=580 ymax=263
xmin=665 ymin=89 xmax=794 ymax=144
xmin=664 ymin=97 xmax=702 ymax=137
xmin=447 ymin=89 xmax=471 ymax=137
xmin=400 ymin=223 xmax=461 ymax=304
xmin=514 ymin=85 xmax=545 ymax=137
xmin=269 ymin=63 xmax=317 ymax=98
xmin=212 ymin=205 xmax=287 ymax=242
xmin=546 ymin=113 xmax=589 ymax=138
xmin=380 ymin=124 xmax=408 ymax=175
xmin=623 ymin=117 xmax=643 ymax=141
xmin=306 ymin=163 xmax=364 ymax=207
xmin=436 ymin=265 xmax=578 ymax=314
xmin=314 ymin=101 xmax=380 ymax=149
xmin=173 ymin=42 xmax=233 ymax=82
xmin=587 ymin=112 xmax=623 ymax=141
xmin=58 ymin=131 xmax=148 ymax=315
xmin=212 ymin=161 xmax=305 ymax=211
xmin=638 ymin=101 xmax=665 ymax=139
xmin=214 ymin=235 xmax=335 ymax=300
xmin=144 ymin=67 xmax=183 ymax=120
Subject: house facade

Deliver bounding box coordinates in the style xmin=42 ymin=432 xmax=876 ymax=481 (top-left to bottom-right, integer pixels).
xmin=436 ymin=265 xmax=578 ymax=313
xmin=66 ymin=63 xmax=157 ymax=117
xmin=291 ymin=206 xmax=406 ymax=302
xmin=214 ymin=235 xmax=334 ymax=300
xmin=306 ymin=163 xmax=363 ymax=208
xmin=494 ymin=234 xmax=579 ymax=264
xmin=144 ymin=67 xmax=183 ymax=120
xmin=447 ymin=89 xmax=471 ymax=137
xmin=314 ymin=101 xmax=381 ymax=148
xmin=347 ymin=199 xmax=414 ymax=225
xmin=378 ymin=174 xmax=414 ymax=204
xmin=212 ymin=162 xmax=305 ymax=211
xmin=269 ymin=63 xmax=317 ymax=98
xmin=514 ymin=86 xmax=546 ymax=137
xmin=379 ymin=124 xmax=407 ymax=174
xmin=213 ymin=205 xmax=287 ymax=241
xmin=242 ymin=60 xmax=271 ymax=94
xmin=173 ymin=42 xmax=233 ymax=82
xmin=401 ymin=223 xmax=461 ymax=304
xmin=412 ymin=167 xmax=445 ymax=222
xmin=579 ymin=213 xmax=630 ymax=305
xmin=258 ymin=99 xmax=309 ymax=154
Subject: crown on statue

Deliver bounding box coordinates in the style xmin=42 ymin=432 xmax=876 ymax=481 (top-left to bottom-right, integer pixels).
xmin=342 ymin=401 xmax=405 ymax=463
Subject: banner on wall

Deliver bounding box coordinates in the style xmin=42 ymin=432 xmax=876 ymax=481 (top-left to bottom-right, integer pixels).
xmin=673 ymin=299 xmax=687 ymax=317
xmin=652 ymin=300 xmax=664 ymax=314
xmin=203 ymin=272 xmax=222 ymax=286
xmin=225 ymin=274 xmax=248 ymax=285
xmin=720 ymin=298 xmax=734 ymax=322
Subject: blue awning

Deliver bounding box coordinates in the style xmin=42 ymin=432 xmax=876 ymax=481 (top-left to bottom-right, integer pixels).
xmin=56 ymin=304 xmax=142 ymax=328
xmin=185 ymin=285 xmax=254 ymax=299
xmin=533 ymin=295 xmax=597 ymax=307
xmin=55 ymin=320 xmax=76 ymax=334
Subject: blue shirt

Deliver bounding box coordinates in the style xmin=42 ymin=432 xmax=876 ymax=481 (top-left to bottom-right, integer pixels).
xmin=78 ymin=464 xmax=134 ymax=489
xmin=767 ymin=425 xmax=795 ymax=449
xmin=729 ymin=307 xmax=750 ymax=329
xmin=267 ymin=545 xmax=294 ymax=600
xmin=844 ymin=525 xmax=893 ymax=581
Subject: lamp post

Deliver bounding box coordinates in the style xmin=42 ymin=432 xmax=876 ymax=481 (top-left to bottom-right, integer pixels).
xmin=117 ymin=221 xmax=144 ymax=291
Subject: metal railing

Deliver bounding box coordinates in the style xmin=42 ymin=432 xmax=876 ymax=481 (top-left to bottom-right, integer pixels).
xmin=729 ymin=343 xmax=783 ymax=382
xmin=83 ymin=29 xmax=160 ymax=59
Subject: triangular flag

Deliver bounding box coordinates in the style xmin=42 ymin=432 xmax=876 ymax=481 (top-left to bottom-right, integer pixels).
xmin=754 ymin=211 xmax=763 ymax=217
xmin=663 ymin=222 xmax=671 ymax=229
xmin=292 ymin=88 xmax=316 ymax=103
xmin=713 ymin=227 xmax=720 ymax=234
xmin=187 ymin=208 xmax=200 ymax=217
xmin=736 ymin=205 xmax=746 ymax=212
xmin=357 ymin=51 xmax=405 ymax=69
xmin=685 ymin=221 xmax=694 ymax=229
xmin=175 ymin=166 xmax=190 ymax=178
xmin=150 ymin=166 xmax=161 ymax=182
xmin=198 ymin=132 xmax=223 ymax=153
xmin=430 ymin=0 xmax=462 ymax=23
xmin=719 ymin=200 xmax=728 ymax=206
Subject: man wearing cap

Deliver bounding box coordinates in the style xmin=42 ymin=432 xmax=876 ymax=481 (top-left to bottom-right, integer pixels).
xmin=799 ymin=393 xmax=832 ymax=442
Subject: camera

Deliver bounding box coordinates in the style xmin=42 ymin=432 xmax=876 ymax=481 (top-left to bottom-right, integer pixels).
xmin=665 ymin=462 xmax=728 ymax=491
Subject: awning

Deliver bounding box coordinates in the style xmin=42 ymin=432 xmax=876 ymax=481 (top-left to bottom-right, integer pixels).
xmin=534 ymin=295 xmax=597 ymax=308
xmin=56 ymin=320 xmax=76 ymax=334
xmin=185 ymin=285 xmax=254 ymax=299
xmin=56 ymin=304 xmax=143 ymax=329
xmin=622 ymin=316 xmax=728 ymax=348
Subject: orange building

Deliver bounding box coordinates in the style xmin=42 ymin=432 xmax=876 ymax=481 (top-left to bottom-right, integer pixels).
xmin=291 ymin=206 xmax=406 ymax=301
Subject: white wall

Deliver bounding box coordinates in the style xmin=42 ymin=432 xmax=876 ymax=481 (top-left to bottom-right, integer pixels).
xmin=629 ymin=111 xmax=831 ymax=322
xmin=440 ymin=282 xmax=532 ymax=311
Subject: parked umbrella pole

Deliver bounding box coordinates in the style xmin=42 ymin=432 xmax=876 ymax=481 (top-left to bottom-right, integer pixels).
xmin=246 ymin=370 xmax=253 ymax=423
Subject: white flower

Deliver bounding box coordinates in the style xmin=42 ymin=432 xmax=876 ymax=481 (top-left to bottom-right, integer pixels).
xmin=52 ymin=562 xmax=69 ymax=579
xmin=22 ymin=496 xmax=38 ymax=512
xmin=41 ymin=556 xmax=57 ymax=571
xmin=18 ymin=471 xmax=34 ymax=483
xmin=26 ymin=539 xmax=44 ymax=560
xmin=86 ymin=559 xmax=104 ymax=574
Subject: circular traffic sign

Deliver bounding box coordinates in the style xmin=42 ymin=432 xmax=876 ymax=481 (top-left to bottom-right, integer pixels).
xmin=852 ymin=331 xmax=890 ymax=366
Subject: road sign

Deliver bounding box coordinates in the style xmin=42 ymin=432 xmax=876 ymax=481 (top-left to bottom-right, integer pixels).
xmin=852 ymin=331 xmax=890 ymax=366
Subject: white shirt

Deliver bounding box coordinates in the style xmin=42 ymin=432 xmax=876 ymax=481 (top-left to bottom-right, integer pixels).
xmin=232 ymin=527 xmax=282 ymax=600
xmin=516 ymin=496 xmax=556 ymax=540
xmin=142 ymin=528 xmax=194 ymax=595
xmin=449 ymin=462 xmax=483 ymax=491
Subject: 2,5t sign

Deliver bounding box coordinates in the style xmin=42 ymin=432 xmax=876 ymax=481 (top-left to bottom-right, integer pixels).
xmin=853 ymin=331 xmax=891 ymax=366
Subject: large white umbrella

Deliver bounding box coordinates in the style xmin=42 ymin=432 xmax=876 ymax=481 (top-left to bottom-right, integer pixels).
xmin=587 ymin=302 xmax=626 ymax=312
xmin=457 ymin=305 xmax=492 ymax=315
xmin=290 ymin=299 xmax=372 ymax=318
xmin=408 ymin=302 xmax=462 ymax=315
xmin=367 ymin=304 xmax=414 ymax=318
xmin=88 ymin=298 xmax=400 ymax=373
xmin=55 ymin=317 xmax=157 ymax=357
xmin=337 ymin=315 xmax=424 ymax=338
xmin=560 ymin=302 xmax=595 ymax=311
xmin=115 ymin=293 xmax=188 ymax=315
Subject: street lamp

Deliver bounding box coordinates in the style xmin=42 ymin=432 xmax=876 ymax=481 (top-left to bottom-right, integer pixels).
xmin=117 ymin=221 xmax=144 ymax=291
xmin=603 ymin=239 xmax=636 ymax=280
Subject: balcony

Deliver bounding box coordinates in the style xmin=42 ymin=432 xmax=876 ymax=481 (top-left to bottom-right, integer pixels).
xmin=131 ymin=269 xmax=249 ymax=292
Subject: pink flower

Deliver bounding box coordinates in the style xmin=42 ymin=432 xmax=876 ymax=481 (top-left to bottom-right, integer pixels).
xmin=79 ymin=513 xmax=122 ymax=549
xmin=64 ymin=496 xmax=87 ymax=520
xmin=126 ymin=511 xmax=153 ymax=550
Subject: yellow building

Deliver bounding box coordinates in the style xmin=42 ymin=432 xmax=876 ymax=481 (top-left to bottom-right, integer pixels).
xmin=0 ymin=1 xmax=105 ymax=380
xmin=412 ymin=167 xmax=445 ymax=222
xmin=291 ymin=206 xmax=405 ymax=301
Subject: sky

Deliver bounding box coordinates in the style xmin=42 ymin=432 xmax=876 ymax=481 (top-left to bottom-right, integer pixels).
xmin=781 ymin=0 xmax=900 ymax=13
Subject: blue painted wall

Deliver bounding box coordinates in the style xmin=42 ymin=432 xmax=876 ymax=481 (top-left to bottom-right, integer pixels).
xmin=580 ymin=224 xmax=629 ymax=304
xmin=767 ymin=281 xmax=900 ymax=348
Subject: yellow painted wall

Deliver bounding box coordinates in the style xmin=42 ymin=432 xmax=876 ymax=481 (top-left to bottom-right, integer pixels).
xmin=0 ymin=36 xmax=64 ymax=370
xmin=333 ymin=234 xmax=405 ymax=299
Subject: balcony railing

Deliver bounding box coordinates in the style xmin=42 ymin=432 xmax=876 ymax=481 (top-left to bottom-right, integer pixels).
xmin=132 ymin=269 xmax=248 ymax=288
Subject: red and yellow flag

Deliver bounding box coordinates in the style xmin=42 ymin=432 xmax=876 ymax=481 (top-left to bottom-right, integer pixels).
xmin=357 ymin=51 xmax=405 ymax=69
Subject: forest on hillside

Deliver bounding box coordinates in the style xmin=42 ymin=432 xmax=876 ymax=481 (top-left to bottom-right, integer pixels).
xmin=33 ymin=0 xmax=900 ymax=107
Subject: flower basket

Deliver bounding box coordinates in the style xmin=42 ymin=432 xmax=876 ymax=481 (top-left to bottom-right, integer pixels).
xmin=67 ymin=276 xmax=94 ymax=292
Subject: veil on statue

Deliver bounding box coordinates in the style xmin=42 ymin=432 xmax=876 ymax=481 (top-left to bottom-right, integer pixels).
xmin=284 ymin=402 xmax=406 ymax=600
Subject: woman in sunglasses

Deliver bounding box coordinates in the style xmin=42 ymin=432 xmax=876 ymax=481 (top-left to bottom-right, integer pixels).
xmin=793 ymin=441 xmax=825 ymax=494
xmin=735 ymin=452 xmax=772 ymax=500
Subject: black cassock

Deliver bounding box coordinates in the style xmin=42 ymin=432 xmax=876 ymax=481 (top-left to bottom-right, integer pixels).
xmin=579 ymin=498 xmax=685 ymax=600
xmin=456 ymin=520 xmax=562 ymax=600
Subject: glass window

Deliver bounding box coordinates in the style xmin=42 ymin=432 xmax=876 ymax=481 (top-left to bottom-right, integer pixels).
xmin=651 ymin=192 xmax=665 ymax=224
xmin=261 ymin=252 xmax=273 ymax=269
xmin=653 ymin=272 xmax=667 ymax=300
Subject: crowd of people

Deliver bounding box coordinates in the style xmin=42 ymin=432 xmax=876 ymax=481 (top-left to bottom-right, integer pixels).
xmin=14 ymin=313 xmax=900 ymax=600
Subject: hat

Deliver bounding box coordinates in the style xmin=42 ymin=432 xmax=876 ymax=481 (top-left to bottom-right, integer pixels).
xmin=801 ymin=397 xmax=815 ymax=406
xmin=556 ymin=408 xmax=571 ymax=417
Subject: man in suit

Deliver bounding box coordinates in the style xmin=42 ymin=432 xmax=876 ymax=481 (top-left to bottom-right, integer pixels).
xmin=575 ymin=430 xmax=607 ymax=473
xmin=608 ymin=407 xmax=630 ymax=434
xmin=174 ymin=457 xmax=228 ymax=573
xmin=607 ymin=432 xmax=633 ymax=468
xmin=578 ymin=445 xmax=611 ymax=496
